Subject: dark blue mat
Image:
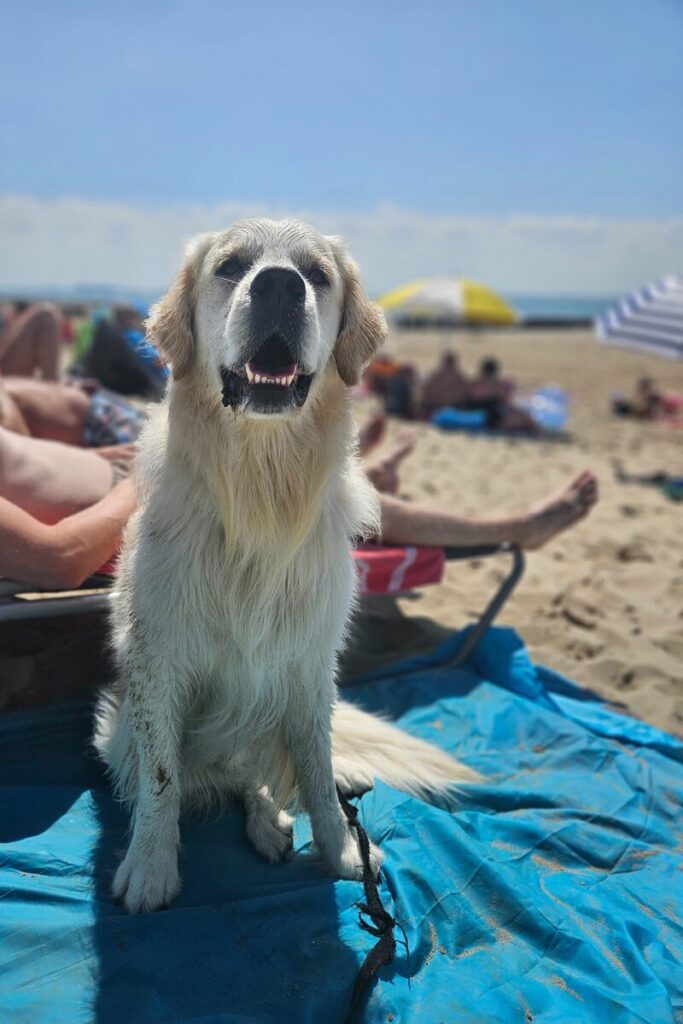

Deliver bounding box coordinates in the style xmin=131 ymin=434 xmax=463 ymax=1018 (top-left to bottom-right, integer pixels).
xmin=1 ymin=627 xmax=681 ymax=1023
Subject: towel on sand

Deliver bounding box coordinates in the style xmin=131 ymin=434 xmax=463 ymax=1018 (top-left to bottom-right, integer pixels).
xmin=0 ymin=626 xmax=681 ymax=1023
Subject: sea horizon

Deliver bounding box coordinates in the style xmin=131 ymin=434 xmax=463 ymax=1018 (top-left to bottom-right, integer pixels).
xmin=1 ymin=284 xmax=620 ymax=322
xmin=507 ymin=294 xmax=618 ymax=320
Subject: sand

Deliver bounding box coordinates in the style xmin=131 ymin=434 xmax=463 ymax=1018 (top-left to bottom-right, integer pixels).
xmin=352 ymin=328 xmax=683 ymax=736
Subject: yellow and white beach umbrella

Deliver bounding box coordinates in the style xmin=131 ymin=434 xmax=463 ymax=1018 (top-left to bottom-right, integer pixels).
xmin=377 ymin=277 xmax=517 ymax=326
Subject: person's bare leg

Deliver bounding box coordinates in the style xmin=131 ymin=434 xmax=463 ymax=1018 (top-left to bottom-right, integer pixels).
xmin=0 ymin=427 xmax=113 ymax=523
xmin=522 ymin=471 xmax=598 ymax=548
xmin=358 ymin=411 xmax=386 ymax=456
xmin=0 ymin=386 xmax=31 ymax=435
xmin=0 ymin=305 xmax=61 ymax=381
xmin=379 ymin=471 xmax=598 ymax=550
xmin=364 ymin=429 xmax=416 ymax=494
xmin=499 ymin=404 xmax=541 ymax=435
xmin=0 ymin=377 xmax=90 ymax=443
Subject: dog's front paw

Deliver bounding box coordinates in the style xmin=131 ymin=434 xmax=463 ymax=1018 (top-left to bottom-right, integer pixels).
xmin=246 ymin=806 xmax=294 ymax=863
xmin=325 ymin=832 xmax=383 ymax=881
xmin=112 ymin=845 xmax=181 ymax=913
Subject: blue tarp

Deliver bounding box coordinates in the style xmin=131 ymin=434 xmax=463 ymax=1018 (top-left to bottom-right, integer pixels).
xmin=1 ymin=627 xmax=681 ymax=1023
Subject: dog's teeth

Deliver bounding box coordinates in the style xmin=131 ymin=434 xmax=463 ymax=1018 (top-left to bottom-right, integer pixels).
xmin=247 ymin=371 xmax=294 ymax=386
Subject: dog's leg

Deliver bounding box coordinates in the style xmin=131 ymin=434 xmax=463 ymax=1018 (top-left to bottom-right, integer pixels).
xmin=112 ymin=656 xmax=184 ymax=913
xmin=284 ymin=687 xmax=382 ymax=881
xmin=243 ymin=786 xmax=294 ymax=863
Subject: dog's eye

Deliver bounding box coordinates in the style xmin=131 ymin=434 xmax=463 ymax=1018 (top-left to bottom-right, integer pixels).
xmin=215 ymin=256 xmax=245 ymax=280
xmin=305 ymin=265 xmax=329 ymax=287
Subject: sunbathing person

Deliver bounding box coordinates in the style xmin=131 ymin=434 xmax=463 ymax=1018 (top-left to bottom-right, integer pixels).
xmin=463 ymin=357 xmax=539 ymax=434
xmin=468 ymin=358 xmax=513 ymax=404
xmin=364 ymin=353 xmax=401 ymax=397
xmin=390 ymin=364 xmax=423 ymax=420
xmin=0 ymin=302 xmax=62 ymax=381
xmin=76 ymin=305 xmax=169 ymax=399
xmin=612 ymin=378 xmax=683 ymax=422
xmin=614 ymin=461 xmax=683 ymax=501
xmin=0 ymin=376 xmax=147 ymax=446
xmin=420 ymin=351 xmax=470 ymax=416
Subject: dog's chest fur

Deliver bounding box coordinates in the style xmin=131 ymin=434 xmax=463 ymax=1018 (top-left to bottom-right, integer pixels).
xmin=110 ymin=385 xmax=379 ymax=759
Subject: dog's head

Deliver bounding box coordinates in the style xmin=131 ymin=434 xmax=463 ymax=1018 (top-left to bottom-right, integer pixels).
xmin=147 ymin=219 xmax=386 ymax=417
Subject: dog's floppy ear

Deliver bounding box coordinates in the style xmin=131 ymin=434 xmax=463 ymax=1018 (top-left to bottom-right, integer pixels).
xmin=331 ymin=242 xmax=387 ymax=387
xmin=146 ymin=233 xmax=216 ymax=380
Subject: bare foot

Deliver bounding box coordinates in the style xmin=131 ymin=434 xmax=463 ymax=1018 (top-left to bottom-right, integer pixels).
xmin=364 ymin=430 xmax=417 ymax=494
xmin=521 ymin=471 xmax=598 ymax=549
xmin=358 ymin=412 xmax=386 ymax=457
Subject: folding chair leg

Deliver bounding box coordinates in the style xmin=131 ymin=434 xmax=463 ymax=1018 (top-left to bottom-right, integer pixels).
xmin=446 ymin=545 xmax=525 ymax=668
xmin=343 ymin=544 xmax=526 ymax=685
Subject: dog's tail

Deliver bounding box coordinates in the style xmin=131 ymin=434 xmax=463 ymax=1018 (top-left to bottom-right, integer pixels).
xmin=331 ymin=700 xmax=479 ymax=799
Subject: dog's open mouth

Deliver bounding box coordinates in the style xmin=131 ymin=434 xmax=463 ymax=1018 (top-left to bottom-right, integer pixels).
xmin=221 ymin=334 xmax=313 ymax=413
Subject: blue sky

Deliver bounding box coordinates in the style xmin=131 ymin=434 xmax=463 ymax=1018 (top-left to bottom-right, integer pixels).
xmin=1 ymin=0 xmax=681 ymax=292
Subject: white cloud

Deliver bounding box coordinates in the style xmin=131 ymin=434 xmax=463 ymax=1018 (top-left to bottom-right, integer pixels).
xmin=1 ymin=194 xmax=681 ymax=296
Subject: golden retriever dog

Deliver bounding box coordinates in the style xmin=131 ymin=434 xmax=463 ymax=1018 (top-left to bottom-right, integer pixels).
xmin=94 ymin=219 xmax=475 ymax=913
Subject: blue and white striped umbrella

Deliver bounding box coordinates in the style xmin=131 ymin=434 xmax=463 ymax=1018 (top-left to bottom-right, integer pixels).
xmin=596 ymin=275 xmax=683 ymax=359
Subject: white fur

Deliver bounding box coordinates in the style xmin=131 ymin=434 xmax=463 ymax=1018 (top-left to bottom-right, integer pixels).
xmin=94 ymin=219 xmax=476 ymax=913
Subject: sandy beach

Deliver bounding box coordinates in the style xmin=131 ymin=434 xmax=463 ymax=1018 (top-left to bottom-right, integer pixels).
xmin=353 ymin=328 xmax=683 ymax=736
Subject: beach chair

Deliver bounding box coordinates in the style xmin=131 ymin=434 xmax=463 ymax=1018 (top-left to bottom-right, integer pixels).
xmin=0 ymin=544 xmax=524 ymax=665
xmin=353 ymin=542 xmax=525 ymax=666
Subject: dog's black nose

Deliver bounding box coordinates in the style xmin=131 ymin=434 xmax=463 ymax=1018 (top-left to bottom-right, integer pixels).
xmin=250 ymin=267 xmax=305 ymax=309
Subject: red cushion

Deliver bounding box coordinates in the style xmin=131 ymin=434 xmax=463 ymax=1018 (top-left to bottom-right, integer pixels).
xmin=95 ymin=557 xmax=118 ymax=577
xmin=353 ymin=544 xmax=445 ymax=595
xmin=96 ymin=545 xmax=446 ymax=595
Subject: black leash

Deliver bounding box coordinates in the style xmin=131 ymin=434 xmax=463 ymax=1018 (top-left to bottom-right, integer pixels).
xmin=336 ymin=787 xmax=407 ymax=1022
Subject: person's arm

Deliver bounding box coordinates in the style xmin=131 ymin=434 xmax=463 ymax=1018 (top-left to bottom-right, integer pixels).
xmin=0 ymin=477 xmax=136 ymax=589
